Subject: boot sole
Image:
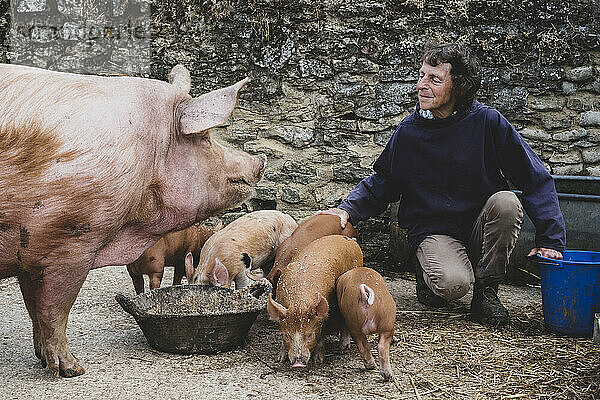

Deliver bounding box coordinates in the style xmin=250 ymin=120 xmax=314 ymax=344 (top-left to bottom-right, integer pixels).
xmin=471 ymin=313 xmax=509 ymax=326
xmin=417 ymin=293 xmax=448 ymax=308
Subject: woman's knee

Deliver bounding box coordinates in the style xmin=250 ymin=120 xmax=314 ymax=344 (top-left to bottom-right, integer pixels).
xmin=430 ymin=270 xmax=473 ymax=300
xmin=486 ymin=191 xmax=523 ymax=220
xmin=418 ymin=235 xmax=474 ymax=300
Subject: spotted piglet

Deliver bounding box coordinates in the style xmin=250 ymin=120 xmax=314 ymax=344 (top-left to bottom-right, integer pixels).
xmin=187 ymin=210 xmax=298 ymax=289
xmin=267 ymin=213 xmax=358 ymax=292
xmin=268 ymin=235 xmax=363 ymax=368
xmin=336 ymin=267 xmax=396 ymax=381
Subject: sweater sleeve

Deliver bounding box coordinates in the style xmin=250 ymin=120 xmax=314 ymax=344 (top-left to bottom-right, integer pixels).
xmin=338 ymin=130 xmax=402 ymax=224
xmin=491 ymin=111 xmax=566 ymax=252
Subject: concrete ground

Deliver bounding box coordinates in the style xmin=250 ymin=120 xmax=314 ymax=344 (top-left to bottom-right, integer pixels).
xmin=0 ymin=266 xmax=598 ymax=399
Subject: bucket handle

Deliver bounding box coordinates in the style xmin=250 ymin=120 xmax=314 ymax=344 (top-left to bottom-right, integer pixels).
xmin=115 ymin=293 xmax=149 ymax=319
xmin=529 ymin=254 xmax=563 ymax=267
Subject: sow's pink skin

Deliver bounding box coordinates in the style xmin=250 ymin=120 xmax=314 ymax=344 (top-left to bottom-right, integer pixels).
xmin=186 ymin=210 xmax=298 ymax=289
xmin=337 ymin=267 xmax=396 ymax=381
xmin=267 ymin=235 xmax=363 ymax=368
xmin=127 ymin=222 xmax=221 ymax=294
xmin=0 ymin=63 xmax=265 ymax=377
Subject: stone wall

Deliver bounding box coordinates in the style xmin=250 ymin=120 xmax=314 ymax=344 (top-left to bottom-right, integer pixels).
xmin=4 ymin=0 xmax=151 ymax=75
xmin=2 ymin=0 xmax=600 ymax=267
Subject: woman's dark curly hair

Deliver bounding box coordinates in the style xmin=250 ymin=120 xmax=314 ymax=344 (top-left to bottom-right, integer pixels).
xmin=422 ymin=43 xmax=482 ymax=111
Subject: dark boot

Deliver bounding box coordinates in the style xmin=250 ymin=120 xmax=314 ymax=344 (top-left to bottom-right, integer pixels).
xmin=415 ymin=259 xmax=447 ymax=308
xmin=471 ymin=283 xmax=509 ymax=326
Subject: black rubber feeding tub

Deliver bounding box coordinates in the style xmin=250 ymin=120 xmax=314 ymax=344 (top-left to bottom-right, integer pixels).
xmin=115 ymin=279 xmax=271 ymax=354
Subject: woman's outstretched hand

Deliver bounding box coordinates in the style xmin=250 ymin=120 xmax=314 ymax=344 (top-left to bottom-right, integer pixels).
xmin=528 ymin=247 xmax=563 ymax=260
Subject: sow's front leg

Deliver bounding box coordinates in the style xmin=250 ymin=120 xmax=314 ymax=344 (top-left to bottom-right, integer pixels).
xmin=17 ymin=272 xmax=43 ymax=360
xmin=25 ymin=265 xmax=90 ymax=377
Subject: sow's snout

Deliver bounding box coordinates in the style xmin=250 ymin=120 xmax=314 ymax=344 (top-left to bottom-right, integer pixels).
xmin=253 ymin=154 xmax=267 ymax=183
xmin=223 ymin=151 xmax=266 ymax=203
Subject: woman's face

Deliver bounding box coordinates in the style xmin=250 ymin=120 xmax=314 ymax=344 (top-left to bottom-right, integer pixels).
xmin=416 ymin=61 xmax=456 ymax=119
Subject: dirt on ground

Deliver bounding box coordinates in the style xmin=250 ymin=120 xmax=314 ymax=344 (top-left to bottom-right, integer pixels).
xmin=1 ymin=265 xmax=599 ymax=400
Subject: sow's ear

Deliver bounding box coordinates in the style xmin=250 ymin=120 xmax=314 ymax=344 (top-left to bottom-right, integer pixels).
xmin=177 ymin=77 xmax=249 ymax=135
xmin=168 ymin=64 xmax=191 ymax=93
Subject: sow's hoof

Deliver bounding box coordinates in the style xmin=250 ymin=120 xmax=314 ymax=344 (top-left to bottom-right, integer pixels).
xmin=43 ymin=353 xmax=86 ymax=378
xmin=60 ymin=363 xmax=85 ymax=378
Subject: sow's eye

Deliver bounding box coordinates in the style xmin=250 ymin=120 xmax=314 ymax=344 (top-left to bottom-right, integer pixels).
xmin=283 ymin=333 xmax=291 ymax=341
xmin=306 ymin=332 xmax=314 ymax=340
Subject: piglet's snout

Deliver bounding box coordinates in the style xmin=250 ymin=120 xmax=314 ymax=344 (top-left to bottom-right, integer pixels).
xmin=291 ymin=357 xmax=307 ymax=368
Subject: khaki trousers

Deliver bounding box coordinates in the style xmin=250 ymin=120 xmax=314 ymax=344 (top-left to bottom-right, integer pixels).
xmin=415 ymin=191 xmax=524 ymax=300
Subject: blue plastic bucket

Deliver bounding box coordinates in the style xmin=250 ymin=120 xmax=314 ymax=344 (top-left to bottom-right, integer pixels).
xmin=537 ymin=250 xmax=600 ymax=337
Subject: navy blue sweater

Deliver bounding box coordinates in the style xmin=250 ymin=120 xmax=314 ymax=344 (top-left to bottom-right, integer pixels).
xmin=339 ymin=101 xmax=566 ymax=254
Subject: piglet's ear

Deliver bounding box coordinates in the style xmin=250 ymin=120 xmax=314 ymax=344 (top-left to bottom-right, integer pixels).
xmin=214 ymin=219 xmax=224 ymax=232
xmin=168 ymin=64 xmax=191 ymax=94
xmin=177 ymin=77 xmax=249 ymax=135
xmin=184 ymin=252 xmax=195 ymax=284
xmin=212 ymin=258 xmax=229 ymax=287
xmin=314 ymin=293 xmax=329 ymax=320
xmin=267 ymin=293 xmax=288 ymax=322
